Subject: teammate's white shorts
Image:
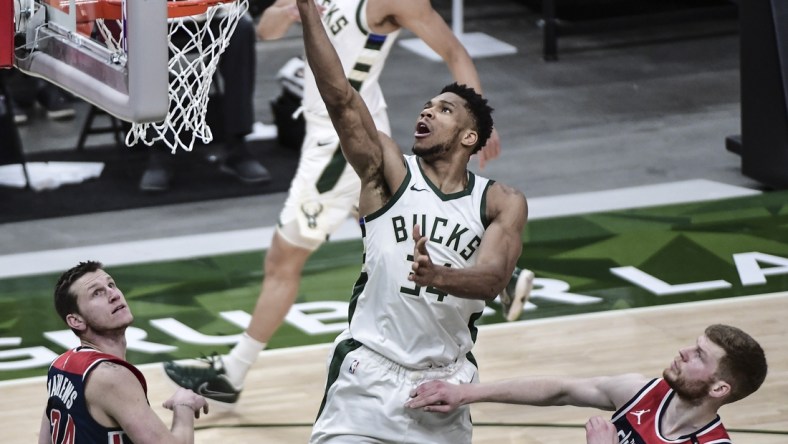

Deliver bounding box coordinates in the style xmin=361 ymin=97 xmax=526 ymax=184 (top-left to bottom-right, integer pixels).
xmin=278 ymin=110 xmax=391 ymax=251
xmin=310 ymin=333 xmax=478 ymax=444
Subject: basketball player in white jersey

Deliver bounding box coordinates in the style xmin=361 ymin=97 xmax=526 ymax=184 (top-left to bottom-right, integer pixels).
xmin=297 ymin=0 xmax=527 ymax=440
xmin=163 ymin=0 xmax=534 ymax=407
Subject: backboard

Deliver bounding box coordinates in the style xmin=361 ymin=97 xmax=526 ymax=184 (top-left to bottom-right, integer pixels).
xmin=10 ymin=0 xmax=169 ymax=123
xmin=7 ymin=0 xmax=249 ymax=152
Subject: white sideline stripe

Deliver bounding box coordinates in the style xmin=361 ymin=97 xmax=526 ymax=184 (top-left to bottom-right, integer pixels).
xmin=0 ymin=180 xmax=759 ymax=279
xmin=525 ymin=179 xmax=758 ymax=220
xmin=2 ymin=291 xmax=782 ymax=389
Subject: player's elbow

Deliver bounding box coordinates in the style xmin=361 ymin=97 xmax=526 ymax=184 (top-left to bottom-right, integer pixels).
xmin=479 ymin=273 xmax=508 ymax=301
xmin=322 ymin=83 xmax=355 ymax=110
xmin=482 ymin=291 xmax=499 ymax=302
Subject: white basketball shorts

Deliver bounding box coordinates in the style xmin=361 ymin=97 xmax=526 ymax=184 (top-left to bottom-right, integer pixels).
xmin=310 ymin=333 xmax=477 ymax=444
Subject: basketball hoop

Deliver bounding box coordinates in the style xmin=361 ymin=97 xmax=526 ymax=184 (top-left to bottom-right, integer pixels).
xmin=8 ymin=0 xmax=245 ymax=151
xmin=55 ymin=0 xmax=244 ymax=20
xmin=91 ymin=0 xmax=250 ymax=152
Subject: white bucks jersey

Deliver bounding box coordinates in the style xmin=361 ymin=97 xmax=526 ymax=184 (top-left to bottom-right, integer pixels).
xmin=348 ymin=155 xmax=491 ymax=368
xmin=302 ymin=0 xmax=400 ymax=118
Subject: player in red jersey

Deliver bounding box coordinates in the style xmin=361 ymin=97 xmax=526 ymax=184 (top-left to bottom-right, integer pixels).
xmin=39 ymin=261 xmax=209 ymax=444
xmin=406 ymin=324 xmax=767 ymax=443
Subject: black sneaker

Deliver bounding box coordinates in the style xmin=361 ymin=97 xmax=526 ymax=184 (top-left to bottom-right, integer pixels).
xmin=37 ymin=85 xmax=76 ymax=120
xmin=163 ymin=353 xmax=242 ymax=406
xmin=220 ymin=153 xmax=272 ymax=183
xmin=499 ymin=267 xmax=534 ymax=322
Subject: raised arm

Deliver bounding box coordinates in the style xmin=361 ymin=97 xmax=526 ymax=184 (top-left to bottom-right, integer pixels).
xmin=405 ymin=373 xmax=650 ymax=413
xmin=410 ymin=183 xmax=526 ymax=300
xmin=387 ymin=0 xmax=501 ymax=167
xmin=297 ymin=0 xmax=382 ymax=175
xmin=297 ymin=0 xmax=406 ymax=215
xmin=389 ymin=0 xmax=481 ymax=92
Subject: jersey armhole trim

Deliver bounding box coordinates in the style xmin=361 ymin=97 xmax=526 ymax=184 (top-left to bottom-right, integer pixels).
xmin=364 ymin=156 xmax=411 ymax=223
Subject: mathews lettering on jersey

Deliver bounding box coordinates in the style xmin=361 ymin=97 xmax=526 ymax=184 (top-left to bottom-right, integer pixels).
xmin=45 ymin=347 xmax=147 ymax=443
xmin=42 ymin=261 xmax=208 ymax=443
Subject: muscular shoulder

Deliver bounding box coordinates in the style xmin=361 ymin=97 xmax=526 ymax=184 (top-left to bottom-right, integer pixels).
xmin=486 ymin=182 xmax=527 ymax=224
xmin=84 ymin=361 xmax=147 ymax=426
xmin=489 ymin=181 xmax=526 ymax=201
xmin=599 ymin=373 xmax=652 ymax=408
xmin=86 ymin=361 xmax=140 ymax=392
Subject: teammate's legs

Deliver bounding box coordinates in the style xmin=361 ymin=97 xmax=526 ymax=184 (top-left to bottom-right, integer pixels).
xmin=498 ymin=266 xmax=535 ymax=322
xmin=163 ymin=114 xmax=365 ymax=403
xmin=246 ymin=233 xmax=311 ymax=343
xmin=221 ymin=231 xmax=313 ymax=386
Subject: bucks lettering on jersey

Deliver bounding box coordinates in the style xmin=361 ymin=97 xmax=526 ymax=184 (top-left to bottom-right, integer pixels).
xmin=302 ymin=0 xmax=400 ymax=118
xmin=348 ymin=155 xmax=493 ymax=368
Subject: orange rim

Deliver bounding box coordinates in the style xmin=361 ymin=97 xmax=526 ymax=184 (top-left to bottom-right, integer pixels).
xmin=52 ymin=0 xmax=238 ymax=21
xmin=165 ymin=0 xmax=239 ymax=18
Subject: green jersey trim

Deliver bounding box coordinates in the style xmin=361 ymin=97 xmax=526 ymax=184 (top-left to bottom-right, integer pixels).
xmin=363 ymin=158 xmax=412 ymax=223
xmin=418 ymin=158 xmax=476 ymax=201
xmin=356 ymin=0 xmax=368 ymax=35
xmin=480 ymin=179 xmax=495 ymax=229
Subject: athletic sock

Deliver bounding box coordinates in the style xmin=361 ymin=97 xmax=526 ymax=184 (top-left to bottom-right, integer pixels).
xmin=224 ymin=333 xmax=266 ymax=388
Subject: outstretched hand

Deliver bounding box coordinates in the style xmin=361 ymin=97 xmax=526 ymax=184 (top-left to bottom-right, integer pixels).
xmin=585 ymin=416 xmax=618 ymax=444
xmin=162 ymin=388 xmax=209 ymax=419
xmin=409 ymin=224 xmax=436 ymax=286
xmin=286 ymin=4 xmax=300 ymax=21
xmin=288 ymin=1 xmax=326 ymax=22
xmin=404 ymin=380 xmax=464 ymax=413
xmin=476 ymin=127 xmax=501 ymax=170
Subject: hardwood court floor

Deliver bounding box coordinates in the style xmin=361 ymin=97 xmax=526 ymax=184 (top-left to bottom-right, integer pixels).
xmin=5 ymin=292 xmax=785 ymax=443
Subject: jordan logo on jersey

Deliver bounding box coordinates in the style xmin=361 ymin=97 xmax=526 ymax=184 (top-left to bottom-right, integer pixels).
xmin=629 ymin=409 xmax=650 ymax=425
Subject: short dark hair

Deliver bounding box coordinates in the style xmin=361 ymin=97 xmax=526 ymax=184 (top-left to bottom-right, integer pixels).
xmin=705 ymin=324 xmax=767 ymax=403
xmin=54 ymin=261 xmax=103 ymax=330
xmin=440 ymin=82 xmax=494 ymax=154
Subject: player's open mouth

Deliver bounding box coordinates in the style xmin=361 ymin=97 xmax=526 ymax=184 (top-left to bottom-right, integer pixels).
xmin=112 ymin=305 xmax=126 ymax=314
xmin=414 ymin=121 xmax=431 ymax=138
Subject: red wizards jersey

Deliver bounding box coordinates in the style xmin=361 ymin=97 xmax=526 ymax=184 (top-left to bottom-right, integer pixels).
xmin=44 ymin=346 xmax=148 ymax=444
xmin=611 ymin=378 xmax=731 ymax=444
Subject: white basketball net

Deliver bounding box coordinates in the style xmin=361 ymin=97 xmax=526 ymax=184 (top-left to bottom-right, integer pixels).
xmin=96 ymin=0 xmax=248 ymax=153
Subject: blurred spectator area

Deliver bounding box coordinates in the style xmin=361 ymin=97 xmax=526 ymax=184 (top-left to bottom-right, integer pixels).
xmin=517 ymin=0 xmax=739 ymax=60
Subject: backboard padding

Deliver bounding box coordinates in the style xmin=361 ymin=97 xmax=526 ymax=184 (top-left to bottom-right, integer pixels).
xmin=13 ymin=0 xmax=169 ymax=123
xmin=0 ymin=0 xmax=12 ymax=68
